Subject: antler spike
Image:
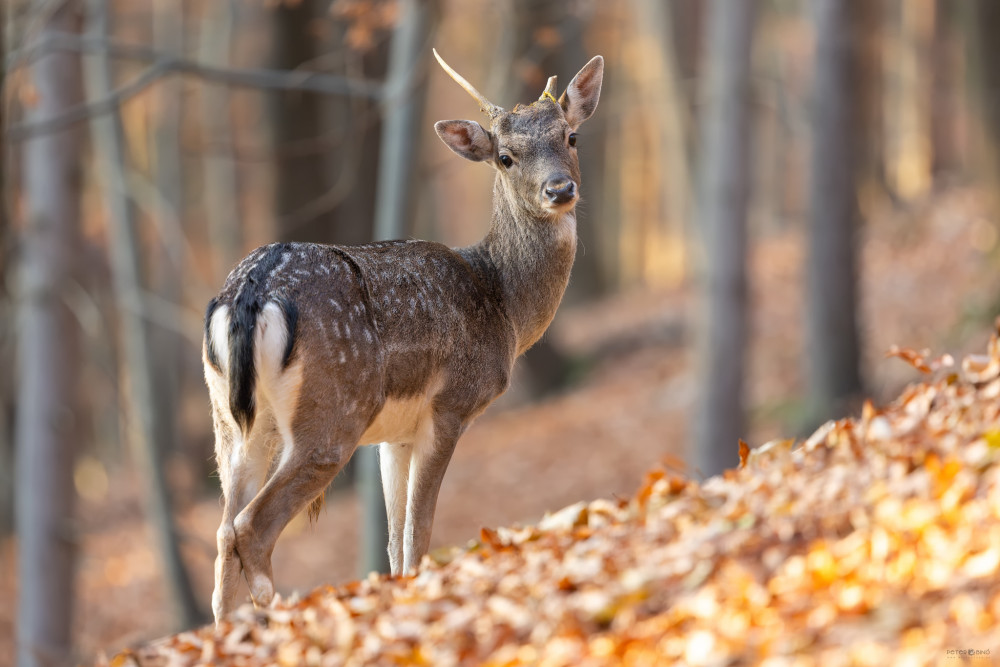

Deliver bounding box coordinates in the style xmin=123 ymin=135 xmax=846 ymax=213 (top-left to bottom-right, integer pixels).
xmin=540 ymin=75 xmax=558 ymax=104
xmin=433 ymin=48 xmax=503 ymax=119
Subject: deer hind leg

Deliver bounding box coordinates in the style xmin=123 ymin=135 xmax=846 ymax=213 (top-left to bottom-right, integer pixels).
xmin=206 ymin=324 xmax=274 ymax=623
xmin=402 ymin=412 xmax=462 ymax=573
xmin=379 ymin=441 xmax=412 ymax=575
xmin=211 ymin=413 xmax=275 ymax=623
xmin=232 ymin=425 xmax=348 ymax=609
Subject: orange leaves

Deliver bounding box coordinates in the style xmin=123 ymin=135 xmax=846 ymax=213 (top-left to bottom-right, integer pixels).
xmin=120 ymin=337 xmax=1000 ymax=665
xmin=886 ymin=344 xmax=955 ymax=374
xmin=738 ymin=439 xmax=750 ymax=468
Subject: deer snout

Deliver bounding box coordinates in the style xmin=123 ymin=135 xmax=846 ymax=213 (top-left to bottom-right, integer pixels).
xmin=543 ymin=177 xmax=577 ymax=206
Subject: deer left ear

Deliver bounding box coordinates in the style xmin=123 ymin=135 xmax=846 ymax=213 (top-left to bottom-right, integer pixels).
xmin=559 ymin=56 xmax=604 ymax=130
xmin=435 ymin=119 xmax=494 ymax=162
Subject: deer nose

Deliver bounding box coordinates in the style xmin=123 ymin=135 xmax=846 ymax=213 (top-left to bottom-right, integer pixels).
xmin=543 ymin=177 xmax=577 ymax=205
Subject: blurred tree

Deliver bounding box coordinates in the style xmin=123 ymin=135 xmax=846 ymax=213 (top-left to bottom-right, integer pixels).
xmin=152 ymin=0 xmax=185 ymax=474
xmin=200 ymin=1 xmax=242 ymax=280
xmin=884 ymin=0 xmax=934 ymax=201
xmin=0 ymin=0 xmax=11 ymax=541
xmin=804 ymin=0 xmax=864 ymax=427
xmin=966 ymin=0 xmax=1000 ymax=210
xmin=15 ymin=2 xmax=83 ymax=664
xmin=853 ymin=0 xmax=889 ymax=203
xmin=316 ymin=7 xmax=387 ymax=247
xmin=930 ymin=0 xmax=963 ymax=179
xmin=84 ymin=0 xmax=203 ymax=629
xmin=694 ymin=0 xmax=756 ymax=478
xmin=632 ymin=0 xmax=695 ymax=281
xmin=273 ymin=0 xmax=332 ymax=243
xmin=359 ymin=0 xmax=438 ymax=578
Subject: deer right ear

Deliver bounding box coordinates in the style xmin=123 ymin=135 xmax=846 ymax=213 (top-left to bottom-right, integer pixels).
xmin=559 ymin=56 xmax=604 ymax=130
xmin=435 ymin=120 xmax=493 ymax=163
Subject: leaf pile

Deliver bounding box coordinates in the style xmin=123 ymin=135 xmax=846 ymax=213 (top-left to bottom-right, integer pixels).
xmin=111 ymin=337 xmax=1000 ymax=666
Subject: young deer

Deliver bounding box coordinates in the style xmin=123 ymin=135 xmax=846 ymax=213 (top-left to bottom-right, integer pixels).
xmin=203 ymin=50 xmax=603 ymax=622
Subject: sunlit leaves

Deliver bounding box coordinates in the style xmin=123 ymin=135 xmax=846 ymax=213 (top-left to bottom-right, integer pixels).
xmin=113 ymin=335 xmax=1000 ymax=665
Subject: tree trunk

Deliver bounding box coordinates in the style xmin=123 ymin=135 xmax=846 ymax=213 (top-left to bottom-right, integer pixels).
xmin=966 ymin=0 xmax=1000 ymax=211
xmin=200 ymin=1 xmax=242 ymax=280
xmin=151 ymin=0 xmax=184 ymax=470
xmin=805 ymin=0 xmax=864 ymax=427
xmin=0 ymin=0 xmax=11 ymax=541
xmin=358 ymin=0 xmax=438 ymax=578
xmin=84 ymin=0 xmax=204 ymax=629
xmin=693 ymin=0 xmax=756 ymax=478
xmin=272 ymin=0 xmax=330 ymax=243
xmin=15 ymin=3 xmax=83 ymax=664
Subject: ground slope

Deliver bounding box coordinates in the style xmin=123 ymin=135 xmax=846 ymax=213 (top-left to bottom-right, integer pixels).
xmin=108 ymin=333 xmax=1000 ymax=666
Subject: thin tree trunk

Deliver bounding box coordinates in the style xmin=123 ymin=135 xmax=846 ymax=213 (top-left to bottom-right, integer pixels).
xmin=152 ymin=0 xmax=184 ymax=467
xmin=633 ymin=0 xmax=693 ymax=282
xmin=359 ymin=0 xmax=437 ymax=578
xmin=805 ymin=0 xmax=864 ymax=427
xmin=885 ymin=0 xmax=934 ymax=200
xmin=15 ymin=3 xmax=83 ymax=664
xmin=694 ymin=0 xmax=756 ymax=478
xmin=200 ymin=1 xmax=242 ymax=280
xmin=84 ymin=0 xmax=203 ymax=629
xmin=273 ymin=0 xmax=328 ymax=243
xmin=930 ymin=0 xmax=962 ymax=178
xmin=0 ymin=0 xmax=11 ymax=541
xmin=965 ymin=0 xmax=1000 ymax=212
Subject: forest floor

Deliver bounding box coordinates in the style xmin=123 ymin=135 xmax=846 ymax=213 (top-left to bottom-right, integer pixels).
xmin=1 ymin=186 xmax=998 ymax=665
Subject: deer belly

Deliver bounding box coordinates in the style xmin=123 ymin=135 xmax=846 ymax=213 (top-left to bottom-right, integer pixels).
xmin=358 ymin=393 xmax=434 ymax=445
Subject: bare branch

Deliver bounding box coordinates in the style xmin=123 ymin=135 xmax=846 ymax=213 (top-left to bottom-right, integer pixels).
xmin=6 ymin=32 xmax=383 ymax=141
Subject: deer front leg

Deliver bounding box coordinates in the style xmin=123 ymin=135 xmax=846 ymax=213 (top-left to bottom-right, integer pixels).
xmin=232 ymin=443 xmax=346 ymax=609
xmin=378 ymin=442 xmax=411 ymax=575
xmin=402 ymin=414 xmax=462 ymax=573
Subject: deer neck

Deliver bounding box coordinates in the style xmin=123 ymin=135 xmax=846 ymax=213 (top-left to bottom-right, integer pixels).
xmin=466 ymin=177 xmax=577 ymax=356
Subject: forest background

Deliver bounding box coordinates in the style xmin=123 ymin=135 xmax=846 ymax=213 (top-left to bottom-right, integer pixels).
xmin=4 ymin=0 xmax=1000 ymax=664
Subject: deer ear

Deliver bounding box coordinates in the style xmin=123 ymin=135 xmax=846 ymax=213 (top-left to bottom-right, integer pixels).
xmin=559 ymin=55 xmax=604 ymax=130
xmin=435 ymin=120 xmax=494 ymax=162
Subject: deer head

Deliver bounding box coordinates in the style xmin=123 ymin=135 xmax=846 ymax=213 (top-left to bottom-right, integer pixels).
xmin=433 ymin=49 xmax=604 ymax=221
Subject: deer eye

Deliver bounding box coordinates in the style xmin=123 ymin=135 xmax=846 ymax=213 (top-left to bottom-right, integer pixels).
xmin=499 ymin=154 xmax=513 ymax=168
xmin=568 ymin=133 xmax=578 ymax=147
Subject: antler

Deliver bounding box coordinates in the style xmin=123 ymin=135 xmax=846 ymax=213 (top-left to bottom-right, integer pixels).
xmin=433 ymin=48 xmax=503 ymax=119
xmin=539 ymin=76 xmax=558 ymax=104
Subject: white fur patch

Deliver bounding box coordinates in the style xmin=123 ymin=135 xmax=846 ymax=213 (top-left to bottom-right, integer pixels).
xmin=359 ymin=375 xmax=443 ymax=446
xmin=255 ymin=302 xmax=290 ymax=374
xmin=208 ymin=305 xmax=230 ymax=375
xmin=254 ymin=302 xmax=304 ymax=453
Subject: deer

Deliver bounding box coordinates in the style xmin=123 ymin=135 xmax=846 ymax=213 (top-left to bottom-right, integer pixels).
xmin=202 ymin=49 xmax=604 ymax=623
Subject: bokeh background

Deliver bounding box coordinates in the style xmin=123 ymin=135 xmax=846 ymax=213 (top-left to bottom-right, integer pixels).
xmin=3 ymin=0 xmax=1000 ymax=663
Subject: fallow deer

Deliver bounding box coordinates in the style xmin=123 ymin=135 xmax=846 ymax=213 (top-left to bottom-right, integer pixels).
xmin=203 ymin=49 xmax=604 ymax=623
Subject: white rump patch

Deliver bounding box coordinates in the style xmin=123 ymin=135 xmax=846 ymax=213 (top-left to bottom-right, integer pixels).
xmin=254 ymin=302 xmax=291 ymax=374
xmin=254 ymin=302 xmax=304 ymax=450
xmin=208 ymin=305 xmax=230 ymax=375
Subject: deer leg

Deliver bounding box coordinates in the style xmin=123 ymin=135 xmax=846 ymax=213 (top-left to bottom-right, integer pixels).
xmin=212 ymin=420 xmax=274 ymax=623
xmin=232 ymin=441 xmax=346 ymax=609
xmin=402 ymin=413 xmax=462 ymax=572
xmin=378 ymin=442 xmax=411 ymax=575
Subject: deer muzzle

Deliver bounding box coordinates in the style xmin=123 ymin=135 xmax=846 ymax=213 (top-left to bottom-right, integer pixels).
xmin=543 ymin=177 xmax=577 ymax=207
